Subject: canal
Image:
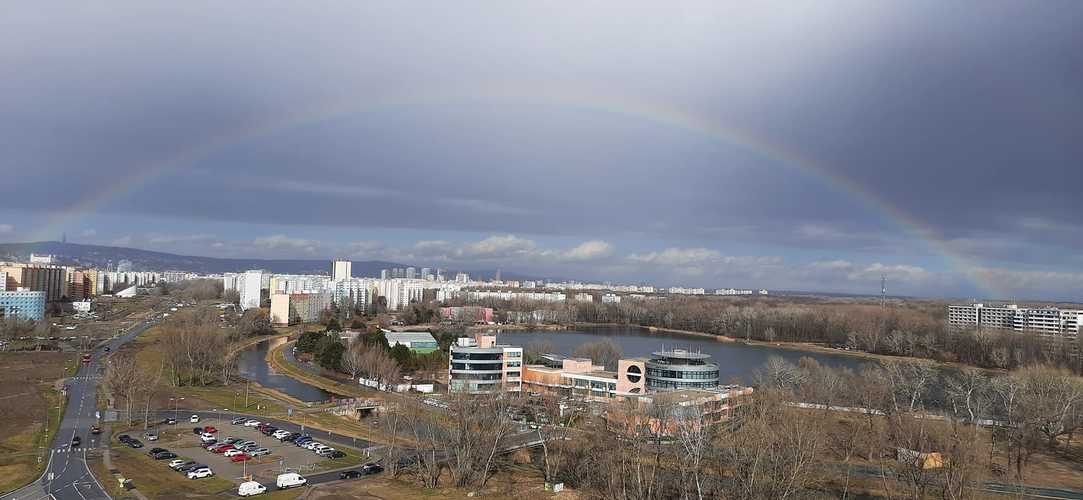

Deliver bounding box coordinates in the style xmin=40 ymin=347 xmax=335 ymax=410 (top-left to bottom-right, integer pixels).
xmin=235 ymin=336 xmax=337 ymax=402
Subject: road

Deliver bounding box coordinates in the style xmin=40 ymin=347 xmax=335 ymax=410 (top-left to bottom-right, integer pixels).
xmin=2 ymin=319 xmax=158 ymax=500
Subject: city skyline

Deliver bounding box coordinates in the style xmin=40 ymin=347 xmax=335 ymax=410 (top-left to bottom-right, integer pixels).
xmin=2 ymin=2 xmax=1081 ymax=300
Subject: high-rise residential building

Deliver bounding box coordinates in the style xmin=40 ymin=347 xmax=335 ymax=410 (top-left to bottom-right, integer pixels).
xmin=332 ymin=260 xmax=352 ymax=281
xmin=0 ymin=264 xmax=67 ymax=302
xmin=405 ymin=267 xmax=416 ymax=279
xmin=420 ymin=267 xmax=432 ymax=280
xmin=116 ymin=259 xmax=133 ymax=272
xmin=380 ymin=269 xmax=390 ymax=280
xmin=0 ymin=290 xmax=46 ymax=320
xmin=240 ymin=270 xmax=264 ymax=311
xmin=455 ymin=272 xmax=470 ymax=283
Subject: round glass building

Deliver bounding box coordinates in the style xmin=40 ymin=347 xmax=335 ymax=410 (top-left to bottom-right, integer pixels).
xmin=644 ymin=349 xmax=719 ymax=390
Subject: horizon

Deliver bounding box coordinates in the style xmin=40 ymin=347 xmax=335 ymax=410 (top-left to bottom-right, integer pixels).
xmin=2 ymin=2 xmax=1081 ymax=301
xmin=5 ymin=239 xmax=1082 ymax=305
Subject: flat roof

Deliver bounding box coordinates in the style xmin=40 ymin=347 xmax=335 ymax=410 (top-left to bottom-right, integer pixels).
xmin=385 ymin=331 xmax=437 ymax=343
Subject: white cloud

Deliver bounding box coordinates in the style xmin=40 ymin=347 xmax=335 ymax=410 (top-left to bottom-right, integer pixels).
xmin=560 ymin=240 xmax=614 ymax=261
xmin=0 ymin=224 xmax=13 ymax=234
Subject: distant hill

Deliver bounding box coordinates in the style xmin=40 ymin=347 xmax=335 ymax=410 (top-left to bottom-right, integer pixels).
xmin=0 ymin=241 xmax=539 ymax=281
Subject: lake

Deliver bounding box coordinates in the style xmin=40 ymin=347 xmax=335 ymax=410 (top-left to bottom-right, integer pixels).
xmin=492 ymin=326 xmax=872 ymax=384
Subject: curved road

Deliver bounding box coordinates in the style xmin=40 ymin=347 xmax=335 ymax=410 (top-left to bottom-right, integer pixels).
xmin=2 ymin=319 xmax=158 ymax=500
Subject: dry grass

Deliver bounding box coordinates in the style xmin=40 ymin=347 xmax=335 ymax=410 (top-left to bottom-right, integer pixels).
xmin=0 ymin=352 xmax=75 ymax=494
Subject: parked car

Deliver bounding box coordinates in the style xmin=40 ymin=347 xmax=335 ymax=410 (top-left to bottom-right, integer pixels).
xmin=315 ymin=447 xmax=337 ymax=457
xmin=200 ymin=432 xmax=216 ymax=443
xmin=272 ymin=430 xmax=291 ymax=440
xmin=233 ymin=440 xmax=254 ymax=449
xmin=243 ymin=419 xmax=260 ymax=427
xmin=143 ymin=431 xmax=158 ymax=441
xmin=117 ymin=434 xmax=132 ymax=443
xmin=302 ymin=441 xmax=321 ymax=450
xmin=190 ymin=415 xmax=200 ymax=423
xmin=200 ymin=440 xmax=219 ymax=450
xmin=360 ymin=463 xmax=384 ymax=475
xmin=203 ymin=425 xmax=217 ymax=434
xmin=248 ymin=447 xmax=270 ymax=457
xmin=327 ymin=450 xmax=346 ymax=459
xmin=293 ymin=436 xmax=312 ymax=446
xmin=237 ymin=481 xmax=267 ymax=496
xmin=192 ymin=427 xmax=204 ymax=435
xmin=90 ymin=425 xmax=101 ymax=435
xmin=213 ymin=445 xmax=235 ymax=454
xmin=167 ymin=459 xmax=188 ymax=469
xmin=187 ymin=467 xmax=214 ymax=479
xmin=153 ymin=451 xmax=177 ymax=460
xmin=148 ymin=447 xmax=167 ymax=455
xmin=222 ymin=437 xmax=241 ymax=445
xmin=223 ymin=448 xmax=245 ymax=457
xmin=126 ymin=439 xmax=144 ymax=449
xmin=178 ymin=462 xmax=204 ymax=473
xmin=230 ymin=453 xmax=253 ymax=462
xmin=275 ymin=473 xmax=306 ymax=490
xmin=165 ymin=417 xmax=177 ymax=425
xmin=71 ymin=436 xmax=81 ymax=447
xmin=337 ymin=469 xmax=363 ymax=480
xmin=240 ymin=443 xmax=260 ymax=452
xmin=231 ymin=417 xmax=247 ymax=425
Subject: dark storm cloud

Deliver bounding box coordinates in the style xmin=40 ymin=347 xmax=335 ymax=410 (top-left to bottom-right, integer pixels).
xmin=1 ymin=1 xmax=1081 ymax=298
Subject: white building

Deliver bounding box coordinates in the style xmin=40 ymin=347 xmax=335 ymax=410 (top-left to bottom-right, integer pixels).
xmin=332 ymin=260 xmax=352 ymax=281
xmin=240 ymin=270 xmax=264 ymax=311
xmin=601 ymin=293 xmax=621 ymax=304
xmin=947 ymin=303 xmax=1081 ymax=337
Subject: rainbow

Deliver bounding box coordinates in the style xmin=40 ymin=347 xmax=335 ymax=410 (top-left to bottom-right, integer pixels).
xmin=32 ymin=83 xmax=1002 ymax=298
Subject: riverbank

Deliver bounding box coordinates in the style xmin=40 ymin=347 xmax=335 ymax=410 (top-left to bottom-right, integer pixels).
xmin=266 ymin=341 xmax=369 ymax=400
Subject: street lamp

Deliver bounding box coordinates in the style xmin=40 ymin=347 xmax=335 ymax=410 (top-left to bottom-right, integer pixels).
xmin=170 ymin=397 xmax=184 ymax=421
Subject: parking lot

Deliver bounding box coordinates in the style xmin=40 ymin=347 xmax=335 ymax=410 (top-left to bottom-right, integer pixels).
xmin=127 ymin=416 xmax=367 ymax=491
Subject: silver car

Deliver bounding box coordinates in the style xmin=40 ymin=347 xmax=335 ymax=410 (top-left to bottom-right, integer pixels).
xmin=248 ymin=447 xmax=270 ymax=457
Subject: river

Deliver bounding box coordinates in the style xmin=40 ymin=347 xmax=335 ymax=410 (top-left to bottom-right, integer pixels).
xmin=493 ymin=326 xmax=872 ymax=384
xmin=235 ymin=336 xmax=336 ymax=402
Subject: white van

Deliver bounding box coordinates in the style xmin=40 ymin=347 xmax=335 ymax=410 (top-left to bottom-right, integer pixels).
xmin=276 ymin=472 xmax=307 ymax=489
xmin=238 ymin=481 xmax=267 ymax=496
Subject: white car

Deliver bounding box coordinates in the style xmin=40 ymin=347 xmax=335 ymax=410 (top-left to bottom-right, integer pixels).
xmin=243 ymin=419 xmax=261 ymax=427
xmin=302 ymin=441 xmax=321 ymax=450
xmin=223 ymin=448 xmax=246 ymax=457
xmin=190 ymin=415 xmax=200 ymax=423
xmin=272 ymin=430 xmax=291 ymax=440
xmin=275 ymin=472 xmax=306 ymax=490
xmin=238 ymin=481 xmax=267 ymax=496
xmin=187 ymin=467 xmax=213 ymax=479
xmin=167 ymin=459 xmax=187 ymax=469
xmin=315 ymin=447 xmax=336 ymax=457
xmin=200 ymin=433 xmax=216 ymax=443
xmin=249 ymin=447 xmax=271 ymax=457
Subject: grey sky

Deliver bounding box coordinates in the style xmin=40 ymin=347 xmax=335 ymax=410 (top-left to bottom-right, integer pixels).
xmin=2 ymin=1 xmax=1081 ymax=299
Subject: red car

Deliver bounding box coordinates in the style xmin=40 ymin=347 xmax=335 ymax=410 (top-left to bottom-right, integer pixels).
xmin=256 ymin=423 xmax=269 ymax=432
xmin=202 ymin=426 xmax=217 ymax=434
xmin=213 ymin=444 xmax=235 ymax=454
xmin=230 ymin=453 xmax=252 ymax=462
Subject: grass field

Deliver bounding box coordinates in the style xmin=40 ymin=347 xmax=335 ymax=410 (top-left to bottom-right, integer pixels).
xmin=0 ymin=352 xmax=76 ymax=494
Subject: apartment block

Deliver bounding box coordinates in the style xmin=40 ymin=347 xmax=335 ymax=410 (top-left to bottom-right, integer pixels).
xmin=947 ymin=303 xmax=1081 ymax=336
